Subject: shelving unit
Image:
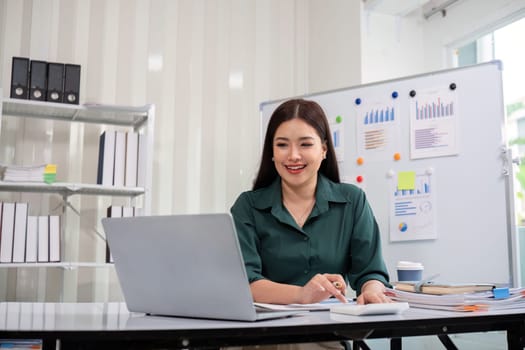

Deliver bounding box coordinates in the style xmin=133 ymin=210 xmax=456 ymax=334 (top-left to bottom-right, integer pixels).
xmin=0 ymin=91 xmax=155 ymax=301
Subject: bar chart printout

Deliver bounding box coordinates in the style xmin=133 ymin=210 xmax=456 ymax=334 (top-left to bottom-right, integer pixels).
xmin=330 ymin=120 xmax=344 ymax=162
xmin=389 ymin=170 xmax=437 ymax=242
xmin=409 ymin=87 xmax=459 ymax=159
xmin=357 ymin=99 xmax=400 ymax=161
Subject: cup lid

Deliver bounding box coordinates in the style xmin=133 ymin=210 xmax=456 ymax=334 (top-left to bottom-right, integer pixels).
xmin=396 ymin=261 xmax=424 ymax=269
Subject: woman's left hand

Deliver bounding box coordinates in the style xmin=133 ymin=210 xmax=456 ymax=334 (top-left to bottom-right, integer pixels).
xmin=356 ymin=280 xmax=391 ymax=304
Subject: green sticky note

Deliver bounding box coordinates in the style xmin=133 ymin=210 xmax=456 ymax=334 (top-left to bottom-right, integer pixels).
xmin=397 ymin=171 xmax=416 ymax=190
xmin=44 ymin=173 xmax=56 ymax=184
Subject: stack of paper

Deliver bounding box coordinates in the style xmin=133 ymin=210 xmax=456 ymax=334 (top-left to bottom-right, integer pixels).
xmin=254 ymin=298 xmax=353 ymax=311
xmin=0 ymin=163 xmax=57 ymax=183
xmin=387 ymin=287 xmax=525 ymax=312
xmin=0 ymin=339 xmax=42 ymax=349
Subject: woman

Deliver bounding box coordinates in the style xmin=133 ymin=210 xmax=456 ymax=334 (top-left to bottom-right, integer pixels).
xmin=231 ymin=98 xmax=390 ymax=305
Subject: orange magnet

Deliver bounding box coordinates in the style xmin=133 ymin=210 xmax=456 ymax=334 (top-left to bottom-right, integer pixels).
xmin=356 ymin=175 xmax=363 ymax=183
xmin=356 ymin=157 xmax=364 ymax=165
xmin=393 ymin=153 xmax=401 ymax=161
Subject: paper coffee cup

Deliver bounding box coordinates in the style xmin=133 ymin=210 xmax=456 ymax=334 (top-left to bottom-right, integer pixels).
xmin=396 ymin=261 xmax=424 ymax=281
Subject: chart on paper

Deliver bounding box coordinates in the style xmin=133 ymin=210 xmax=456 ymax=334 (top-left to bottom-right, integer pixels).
xmin=390 ymin=170 xmax=436 ymax=242
xmin=409 ymin=87 xmax=459 ymax=159
xmin=357 ymin=98 xmax=401 ymax=161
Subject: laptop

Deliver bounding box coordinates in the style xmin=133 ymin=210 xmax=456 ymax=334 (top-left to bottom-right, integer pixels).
xmin=102 ymin=213 xmax=304 ymax=321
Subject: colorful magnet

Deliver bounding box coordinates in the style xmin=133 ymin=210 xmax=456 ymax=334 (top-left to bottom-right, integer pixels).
xmin=355 ymin=98 xmax=362 ymax=105
xmin=409 ymin=90 xmax=416 ymax=97
xmin=356 ymin=175 xmax=363 ymax=183
xmin=356 ymin=157 xmax=364 ymax=165
xmin=392 ymin=91 xmax=398 ymax=99
xmin=336 ymin=115 xmax=343 ymax=123
xmin=393 ymin=153 xmax=401 ymax=161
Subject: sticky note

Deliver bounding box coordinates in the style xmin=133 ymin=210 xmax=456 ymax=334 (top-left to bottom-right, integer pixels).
xmin=44 ymin=164 xmax=57 ymax=174
xmin=44 ymin=173 xmax=56 ymax=184
xmin=397 ymin=171 xmax=416 ymax=190
xmin=493 ymin=287 xmax=510 ymax=299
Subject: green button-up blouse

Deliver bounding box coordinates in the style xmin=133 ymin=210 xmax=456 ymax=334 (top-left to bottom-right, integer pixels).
xmin=230 ymin=174 xmax=390 ymax=294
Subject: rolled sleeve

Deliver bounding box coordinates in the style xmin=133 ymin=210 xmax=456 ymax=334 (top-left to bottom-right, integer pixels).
xmin=348 ymin=190 xmax=390 ymax=293
xmin=230 ymin=193 xmax=265 ymax=283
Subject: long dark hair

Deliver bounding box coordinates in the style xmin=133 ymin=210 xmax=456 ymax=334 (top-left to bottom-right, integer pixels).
xmin=253 ymin=99 xmax=340 ymax=190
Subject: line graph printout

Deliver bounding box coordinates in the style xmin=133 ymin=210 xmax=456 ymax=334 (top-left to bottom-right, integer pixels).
xmin=389 ymin=169 xmax=437 ymax=242
xmin=356 ymin=98 xmax=400 ymax=161
xmin=409 ymin=87 xmax=459 ymax=159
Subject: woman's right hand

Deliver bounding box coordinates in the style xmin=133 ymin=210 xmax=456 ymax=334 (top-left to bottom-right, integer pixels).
xmin=298 ymin=273 xmax=347 ymax=304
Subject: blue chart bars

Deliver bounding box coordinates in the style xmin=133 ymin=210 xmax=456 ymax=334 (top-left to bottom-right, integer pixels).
xmin=332 ymin=129 xmax=340 ymax=148
xmin=415 ymin=98 xmax=454 ymax=120
xmin=364 ymin=106 xmax=395 ymax=124
xmin=394 ymin=175 xmax=431 ymax=197
xmin=394 ymin=176 xmax=431 ymax=217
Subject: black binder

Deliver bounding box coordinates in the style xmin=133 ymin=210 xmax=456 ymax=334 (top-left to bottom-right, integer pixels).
xmin=10 ymin=57 xmax=30 ymax=99
xmin=29 ymin=60 xmax=47 ymax=101
xmin=64 ymin=64 xmax=81 ymax=104
xmin=46 ymin=62 xmax=65 ymax=103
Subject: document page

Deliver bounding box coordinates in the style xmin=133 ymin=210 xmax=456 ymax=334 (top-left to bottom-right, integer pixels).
xmin=254 ymin=298 xmax=354 ymax=311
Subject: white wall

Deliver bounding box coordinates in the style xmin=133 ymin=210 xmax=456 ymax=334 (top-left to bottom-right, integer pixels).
xmin=308 ymin=0 xmax=362 ymax=92
xmin=360 ymin=10 xmax=425 ymax=83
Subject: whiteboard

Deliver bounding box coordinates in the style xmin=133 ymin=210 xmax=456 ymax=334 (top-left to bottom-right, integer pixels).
xmin=260 ymin=61 xmax=518 ymax=286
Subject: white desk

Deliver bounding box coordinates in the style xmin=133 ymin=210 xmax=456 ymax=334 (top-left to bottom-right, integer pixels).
xmin=0 ymin=302 xmax=524 ymax=349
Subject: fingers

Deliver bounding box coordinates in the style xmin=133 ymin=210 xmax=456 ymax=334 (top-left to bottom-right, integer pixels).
xmin=357 ymin=294 xmax=392 ymax=305
xmin=323 ymin=274 xmax=347 ymax=293
xmin=302 ymin=274 xmax=348 ymax=304
xmin=319 ymin=274 xmax=347 ymax=302
xmin=356 ymin=290 xmax=393 ymax=305
xmin=329 ymin=281 xmax=348 ymax=303
xmin=332 ymin=288 xmax=349 ymax=303
xmin=360 ymin=293 xmax=392 ymax=304
xmin=358 ymin=279 xmax=391 ymax=304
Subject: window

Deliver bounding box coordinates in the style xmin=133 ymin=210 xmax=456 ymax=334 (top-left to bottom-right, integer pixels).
xmin=454 ymin=17 xmax=525 ymax=224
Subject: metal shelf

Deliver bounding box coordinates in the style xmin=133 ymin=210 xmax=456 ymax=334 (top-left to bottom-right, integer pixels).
xmin=0 ymin=181 xmax=145 ymax=197
xmin=2 ymin=98 xmax=150 ymax=128
xmin=0 ymin=262 xmax=113 ymax=269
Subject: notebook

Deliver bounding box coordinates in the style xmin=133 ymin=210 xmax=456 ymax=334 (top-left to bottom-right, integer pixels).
xmin=102 ymin=213 xmax=304 ymax=321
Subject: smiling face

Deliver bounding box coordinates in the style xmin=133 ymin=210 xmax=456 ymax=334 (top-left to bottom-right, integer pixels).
xmin=272 ymin=118 xmax=327 ymax=191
